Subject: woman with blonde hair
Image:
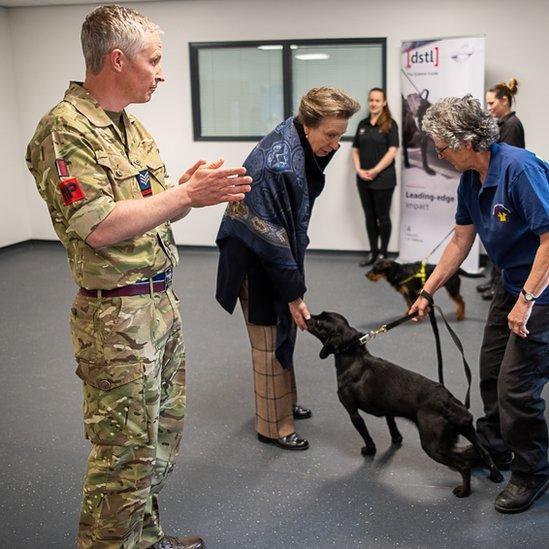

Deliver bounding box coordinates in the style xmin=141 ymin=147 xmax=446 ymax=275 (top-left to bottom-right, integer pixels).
xmin=216 ymin=87 xmax=360 ymax=450
xmin=352 ymin=88 xmax=399 ymax=266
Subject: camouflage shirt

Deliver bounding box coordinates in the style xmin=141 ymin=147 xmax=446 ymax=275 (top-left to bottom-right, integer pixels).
xmin=26 ymin=82 xmax=179 ymax=289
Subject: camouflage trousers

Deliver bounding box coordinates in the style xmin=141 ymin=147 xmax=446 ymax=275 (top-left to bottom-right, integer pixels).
xmin=70 ymin=288 xmax=185 ymax=548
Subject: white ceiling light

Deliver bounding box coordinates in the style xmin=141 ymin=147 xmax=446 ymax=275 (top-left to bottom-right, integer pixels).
xmin=258 ymin=45 xmax=283 ymax=50
xmin=294 ymin=53 xmax=330 ymax=61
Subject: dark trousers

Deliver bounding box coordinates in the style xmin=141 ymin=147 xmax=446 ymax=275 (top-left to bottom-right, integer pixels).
xmin=356 ymin=183 xmax=394 ymax=255
xmin=477 ymin=282 xmax=549 ymax=483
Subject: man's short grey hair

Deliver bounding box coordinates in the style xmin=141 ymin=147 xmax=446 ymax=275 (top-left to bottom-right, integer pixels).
xmin=81 ymin=5 xmax=163 ymax=75
xmin=422 ymin=95 xmax=499 ymax=151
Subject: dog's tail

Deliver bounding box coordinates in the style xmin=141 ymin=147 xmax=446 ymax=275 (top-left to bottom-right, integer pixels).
xmin=457 ymin=268 xmax=484 ymax=279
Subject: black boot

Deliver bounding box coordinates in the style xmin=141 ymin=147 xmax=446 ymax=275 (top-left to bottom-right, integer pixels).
xmin=495 ymin=477 xmax=549 ymax=514
xmin=476 ymin=281 xmax=492 ymax=293
xmin=359 ymin=252 xmax=378 ymax=267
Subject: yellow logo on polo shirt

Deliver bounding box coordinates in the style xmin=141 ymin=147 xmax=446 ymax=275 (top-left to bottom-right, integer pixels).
xmin=493 ymin=204 xmax=511 ymax=223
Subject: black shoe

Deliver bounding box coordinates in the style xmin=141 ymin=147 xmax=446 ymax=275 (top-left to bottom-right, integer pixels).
xmin=481 ymin=287 xmax=496 ymax=301
xmin=495 ymin=477 xmax=549 ymax=514
xmin=257 ymin=432 xmax=309 ymax=450
xmin=359 ymin=252 xmax=378 ymax=267
xmin=293 ymin=404 xmax=312 ymax=420
xmin=456 ymin=444 xmax=512 ymax=470
xmin=152 ymin=535 xmax=205 ymax=549
xmin=476 ymin=281 xmax=492 ymax=293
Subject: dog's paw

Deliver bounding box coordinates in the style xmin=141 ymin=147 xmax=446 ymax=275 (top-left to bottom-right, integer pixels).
xmin=452 ymin=485 xmax=471 ymax=498
xmin=490 ymin=470 xmax=504 ymax=483
xmin=391 ymin=435 xmax=403 ymax=445
xmin=361 ymin=445 xmax=377 ymax=456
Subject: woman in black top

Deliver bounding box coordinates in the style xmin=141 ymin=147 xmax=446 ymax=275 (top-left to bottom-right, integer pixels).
xmin=352 ymin=88 xmax=399 ymax=266
xmin=486 ymin=78 xmax=525 ymax=148
xmin=478 ymin=78 xmax=526 ymax=299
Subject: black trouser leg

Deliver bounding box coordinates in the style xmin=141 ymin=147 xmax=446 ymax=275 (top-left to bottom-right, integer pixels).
xmin=498 ymin=303 xmax=549 ymax=484
xmin=371 ymin=188 xmax=394 ymax=255
xmin=356 ymin=182 xmax=379 ymax=253
xmin=476 ymin=284 xmax=514 ymax=457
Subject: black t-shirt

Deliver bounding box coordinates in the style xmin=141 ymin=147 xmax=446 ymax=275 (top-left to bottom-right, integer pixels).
xmin=352 ymin=116 xmax=399 ymax=189
xmin=498 ymin=112 xmax=525 ymax=148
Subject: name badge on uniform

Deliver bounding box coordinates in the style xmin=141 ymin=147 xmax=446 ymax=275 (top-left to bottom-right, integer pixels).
xmin=136 ymin=169 xmax=152 ymax=197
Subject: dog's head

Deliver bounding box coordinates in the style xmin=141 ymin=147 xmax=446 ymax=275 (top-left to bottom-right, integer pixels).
xmin=307 ymin=312 xmax=362 ymax=359
xmin=365 ymin=258 xmax=396 ymax=282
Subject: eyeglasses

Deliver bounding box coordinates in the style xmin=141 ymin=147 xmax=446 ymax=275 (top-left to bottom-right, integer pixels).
xmin=435 ymin=144 xmax=450 ymax=158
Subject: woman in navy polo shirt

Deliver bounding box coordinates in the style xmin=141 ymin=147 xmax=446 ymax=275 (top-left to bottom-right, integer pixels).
xmin=410 ymin=95 xmax=549 ymax=514
xmin=352 ymin=88 xmax=399 ymax=266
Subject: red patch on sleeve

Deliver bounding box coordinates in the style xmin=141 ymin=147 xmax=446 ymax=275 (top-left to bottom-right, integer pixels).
xmin=59 ymin=177 xmax=86 ymax=206
xmin=55 ymin=159 xmax=70 ymax=177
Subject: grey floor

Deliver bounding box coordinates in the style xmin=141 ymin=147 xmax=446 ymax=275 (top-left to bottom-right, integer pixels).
xmin=0 ymin=241 xmax=547 ymax=549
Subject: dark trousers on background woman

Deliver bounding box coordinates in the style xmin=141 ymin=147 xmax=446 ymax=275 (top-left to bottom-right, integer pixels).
xmin=357 ymin=183 xmax=394 ymax=257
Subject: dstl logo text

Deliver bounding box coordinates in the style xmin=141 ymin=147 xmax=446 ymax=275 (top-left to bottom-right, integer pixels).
xmin=405 ymin=47 xmax=439 ymax=68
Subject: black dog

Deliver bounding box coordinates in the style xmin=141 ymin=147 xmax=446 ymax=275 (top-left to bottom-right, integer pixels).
xmin=307 ymin=311 xmax=503 ymax=497
xmin=366 ymin=258 xmax=482 ymax=320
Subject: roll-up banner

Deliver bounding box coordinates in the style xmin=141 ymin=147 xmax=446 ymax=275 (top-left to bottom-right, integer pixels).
xmin=399 ymin=35 xmax=485 ymax=272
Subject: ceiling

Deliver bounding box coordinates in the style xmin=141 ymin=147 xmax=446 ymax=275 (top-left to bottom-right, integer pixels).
xmin=0 ymin=0 xmax=162 ymax=7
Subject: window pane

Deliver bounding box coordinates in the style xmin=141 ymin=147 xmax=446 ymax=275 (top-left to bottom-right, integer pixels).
xmin=198 ymin=47 xmax=284 ymax=136
xmin=291 ymin=44 xmax=383 ymax=137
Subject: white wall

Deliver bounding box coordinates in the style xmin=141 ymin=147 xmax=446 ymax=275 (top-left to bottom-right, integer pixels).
xmin=5 ymin=0 xmax=549 ymax=250
xmin=0 ymin=7 xmax=31 ymax=247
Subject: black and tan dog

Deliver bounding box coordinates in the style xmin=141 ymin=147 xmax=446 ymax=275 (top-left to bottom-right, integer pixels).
xmin=307 ymin=311 xmax=503 ymax=497
xmin=365 ymin=259 xmax=483 ymax=320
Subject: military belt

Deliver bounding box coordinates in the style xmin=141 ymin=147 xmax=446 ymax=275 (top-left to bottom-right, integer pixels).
xmin=79 ymin=268 xmax=173 ymax=298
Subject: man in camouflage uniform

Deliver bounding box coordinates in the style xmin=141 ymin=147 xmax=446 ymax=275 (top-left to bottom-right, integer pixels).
xmin=25 ymin=5 xmax=251 ymax=548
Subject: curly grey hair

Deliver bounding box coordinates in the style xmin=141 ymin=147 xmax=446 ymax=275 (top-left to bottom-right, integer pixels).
xmin=421 ymin=95 xmax=499 ymax=151
xmin=82 ymin=5 xmax=162 ymax=75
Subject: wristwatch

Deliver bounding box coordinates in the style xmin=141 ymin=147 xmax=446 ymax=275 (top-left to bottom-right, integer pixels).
xmin=521 ymin=288 xmax=538 ymax=302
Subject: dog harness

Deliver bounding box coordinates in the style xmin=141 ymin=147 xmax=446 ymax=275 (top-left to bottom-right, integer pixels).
xmin=399 ymin=260 xmax=428 ymax=286
xmin=398 ymin=227 xmax=455 ymax=287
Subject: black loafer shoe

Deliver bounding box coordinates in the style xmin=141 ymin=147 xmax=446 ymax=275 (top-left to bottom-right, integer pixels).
xmin=152 ymin=535 xmax=205 ymax=549
xmin=258 ymin=432 xmax=309 ymax=450
xmin=495 ymin=478 xmax=549 ymax=514
xmin=456 ymin=444 xmax=512 ymax=470
xmin=293 ymin=404 xmax=312 ymax=420
xmin=359 ymin=253 xmax=378 ymax=267
xmin=476 ymin=281 xmax=492 ymax=293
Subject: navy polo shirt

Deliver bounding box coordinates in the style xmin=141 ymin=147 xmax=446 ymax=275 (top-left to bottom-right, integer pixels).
xmin=455 ymin=143 xmax=549 ymax=303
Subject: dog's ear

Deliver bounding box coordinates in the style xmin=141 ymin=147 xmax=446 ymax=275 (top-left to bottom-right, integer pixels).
xmin=319 ymin=335 xmax=342 ymax=359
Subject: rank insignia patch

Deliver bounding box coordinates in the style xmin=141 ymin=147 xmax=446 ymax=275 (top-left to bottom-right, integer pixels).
xmin=136 ymin=169 xmax=152 ymax=197
xmin=55 ymin=158 xmax=70 ymax=177
xmin=59 ymin=177 xmax=86 ymax=206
